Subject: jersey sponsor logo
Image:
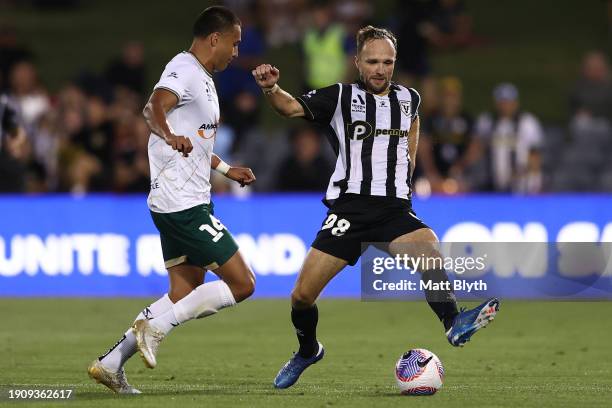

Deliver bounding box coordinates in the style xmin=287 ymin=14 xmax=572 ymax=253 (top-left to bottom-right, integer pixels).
xmin=399 ymin=100 xmax=411 ymax=117
xmin=347 ymin=121 xmax=408 ymax=140
xmin=197 ymin=122 xmax=218 ymax=139
xmin=347 ymin=120 xmax=373 ymax=140
xmin=167 ymin=72 xmax=178 ymax=79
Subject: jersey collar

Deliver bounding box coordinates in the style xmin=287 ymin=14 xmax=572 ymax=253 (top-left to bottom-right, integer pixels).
xmin=185 ymin=51 xmax=213 ymax=78
xmin=355 ymin=79 xmax=400 ymax=95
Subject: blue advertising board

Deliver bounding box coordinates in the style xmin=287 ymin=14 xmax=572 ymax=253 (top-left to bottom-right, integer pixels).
xmin=0 ymin=194 xmax=611 ymax=298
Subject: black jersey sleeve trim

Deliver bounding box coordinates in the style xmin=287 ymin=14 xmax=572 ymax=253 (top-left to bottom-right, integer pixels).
xmin=154 ymin=86 xmax=182 ymax=105
xmin=407 ymin=88 xmax=421 ymax=122
xmin=296 ymin=84 xmax=341 ymax=125
xmin=296 ymin=96 xmax=315 ymax=121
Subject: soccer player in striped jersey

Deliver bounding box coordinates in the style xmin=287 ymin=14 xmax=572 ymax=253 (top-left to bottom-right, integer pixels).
xmin=253 ymin=25 xmax=500 ymax=389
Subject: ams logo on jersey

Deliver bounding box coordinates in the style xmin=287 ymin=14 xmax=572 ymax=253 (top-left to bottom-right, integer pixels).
xmin=347 ymin=121 xmax=408 ymax=140
xmin=197 ymin=122 xmax=218 ymax=139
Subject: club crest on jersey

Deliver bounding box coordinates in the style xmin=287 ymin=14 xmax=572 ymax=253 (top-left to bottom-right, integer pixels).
xmin=399 ymin=100 xmax=411 ymax=117
xmin=197 ymin=122 xmax=218 ymax=139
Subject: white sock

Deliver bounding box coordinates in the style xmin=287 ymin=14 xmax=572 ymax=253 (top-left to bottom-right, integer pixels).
xmin=99 ymin=294 xmax=173 ymax=371
xmin=149 ymin=281 xmax=236 ymax=335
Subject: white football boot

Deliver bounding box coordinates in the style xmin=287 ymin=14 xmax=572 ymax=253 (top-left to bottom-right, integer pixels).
xmin=87 ymin=359 xmax=141 ymax=394
xmin=132 ymin=319 xmax=165 ymax=369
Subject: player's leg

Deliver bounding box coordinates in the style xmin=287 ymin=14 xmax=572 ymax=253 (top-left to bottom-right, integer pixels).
xmin=273 ymin=248 xmax=347 ymax=389
xmin=149 ymin=251 xmax=255 ymax=332
xmin=134 ymin=205 xmax=255 ymax=368
xmin=134 ymin=255 xmax=254 ymax=368
xmin=88 ymin=291 xmax=179 ymax=393
xmin=389 ymin=228 xmax=460 ymax=331
xmin=291 ymin=247 xmax=347 ymax=356
xmin=167 ymin=263 xmax=206 ymax=302
xmin=389 ymin=227 xmax=499 ymax=346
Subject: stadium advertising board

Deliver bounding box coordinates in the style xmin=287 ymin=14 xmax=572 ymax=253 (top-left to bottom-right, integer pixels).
xmin=0 ymin=194 xmax=611 ymax=298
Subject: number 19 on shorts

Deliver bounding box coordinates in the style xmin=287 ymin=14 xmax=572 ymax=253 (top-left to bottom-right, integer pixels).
xmin=199 ymin=215 xmax=226 ymax=243
xmin=321 ymin=214 xmax=351 ymax=237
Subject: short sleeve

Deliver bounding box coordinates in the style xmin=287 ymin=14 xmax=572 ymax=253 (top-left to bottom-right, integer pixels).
xmin=407 ymin=88 xmax=421 ymax=122
xmin=296 ymin=84 xmax=340 ymax=125
xmin=154 ymin=61 xmax=200 ymax=105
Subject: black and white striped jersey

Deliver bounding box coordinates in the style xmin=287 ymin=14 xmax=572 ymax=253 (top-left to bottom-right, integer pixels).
xmin=296 ymin=81 xmax=420 ymax=202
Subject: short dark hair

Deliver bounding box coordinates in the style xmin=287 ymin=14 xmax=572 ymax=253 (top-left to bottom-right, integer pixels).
xmin=193 ymin=6 xmax=241 ymax=38
xmin=356 ymin=25 xmax=397 ymax=54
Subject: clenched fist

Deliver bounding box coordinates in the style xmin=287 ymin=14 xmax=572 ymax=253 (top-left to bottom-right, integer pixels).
xmin=226 ymin=167 xmax=256 ymax=187
xmin=252 ymin=64 xmax=280 ymax=89
xmin=165 ymin=134 xmax=193 ymax=157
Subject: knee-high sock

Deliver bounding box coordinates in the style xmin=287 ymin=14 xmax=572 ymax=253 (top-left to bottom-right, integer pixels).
xmin=291 ymin=304 xmax=319 ymax=358
xmin=149 ymin=280 xmax=236 ymax=335
xmin=421 ymin=269 xmax=459 ymax=331
xmin=99 ymin=294 xmax=173 ymax=371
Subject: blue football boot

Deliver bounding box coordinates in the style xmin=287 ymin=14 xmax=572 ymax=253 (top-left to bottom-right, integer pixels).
xmin=273 ymin=342 xmax=324 ymax=389
xmin=447 ymin=298 xmax=500 ymax=346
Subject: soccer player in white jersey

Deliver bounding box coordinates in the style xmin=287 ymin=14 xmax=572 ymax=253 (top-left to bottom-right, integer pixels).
xmin=88 ymin=6 xmax=257 ymax=394
xmin=253 ymin=26 xmax=500 ymax=389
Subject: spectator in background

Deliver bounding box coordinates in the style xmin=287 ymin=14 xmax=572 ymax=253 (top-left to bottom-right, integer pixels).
xmin=6 ymin=60 xmax=54 ymax=192
xmin=335 ymin=0 xmax=372 ymax=36
xmin=258 ymin=0 xmax=305 ymax=47
xmin=216 ymin=2 xmax=266 ymax=148
xmin=0 ymin=94 xmax=28 ymax=192
xmin=276 ymin=125 xmax=333 ymax=192
xmin=8 ymin=60 xmax=50 ymax=132
xmin=474 ymin=83 xmax=543 ymax=194
xmin=418 ymin=77 xmax=477 ymax=194
xmin=301 ymin=0 xmax=355 ymax=91
xmin=0 ymin=25 xmax=33 ymax=92
xmin=60 ymin=94 xmax=114 ymax=193
xmin=569 ymin=51 xmax=612 ymax=133
xmin=423 ymin=0 xmax=478 ymax=50
xmin=395 ymin=0 xmax=480 ymax=115
xmin=113 ymin=116 xmax=150 ymax=192
xmin=105 ymin=41 xmax=146 ymax=95
xmin=394 ymin=0 xmax=436 ymax=115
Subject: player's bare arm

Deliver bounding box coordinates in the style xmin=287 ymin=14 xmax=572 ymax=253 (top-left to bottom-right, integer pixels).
xmin=251 ymin=64 xmax=305 ymax=118
xmin=211 ymin=153 xmax=256 ymax=187
xmin=143 ymin=88 xmax=193 ymax=157
xmin=408 ymin=116 xmax=420 ymax=177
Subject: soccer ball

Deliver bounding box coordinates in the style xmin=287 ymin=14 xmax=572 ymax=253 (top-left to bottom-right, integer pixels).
xmin=394 ymin=348 xmax=444 ymax=395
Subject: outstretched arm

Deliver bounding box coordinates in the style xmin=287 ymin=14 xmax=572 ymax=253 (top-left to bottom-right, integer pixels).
xmin=252 ymin=64 xmax=305 ymax=118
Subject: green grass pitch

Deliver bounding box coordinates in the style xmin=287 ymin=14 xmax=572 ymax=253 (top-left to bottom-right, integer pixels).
xmin=1 ymin=298 xmax=611 ymax=407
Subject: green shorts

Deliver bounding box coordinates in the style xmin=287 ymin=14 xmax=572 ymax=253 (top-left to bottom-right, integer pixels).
xmin=150 ymin=203 xmax=239 ymax=270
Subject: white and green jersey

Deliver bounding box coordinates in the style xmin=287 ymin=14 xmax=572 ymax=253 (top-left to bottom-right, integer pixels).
xmin=147 ymin=51 xmax=219 ymax=213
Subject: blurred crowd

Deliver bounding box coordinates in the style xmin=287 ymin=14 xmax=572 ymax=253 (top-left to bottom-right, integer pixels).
xmin=0 ymin=0 xmax=611 ymax=195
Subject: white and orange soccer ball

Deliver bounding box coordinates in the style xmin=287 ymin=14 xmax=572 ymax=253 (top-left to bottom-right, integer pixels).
xmin=394 ymin=348 xmax=444 ymax=395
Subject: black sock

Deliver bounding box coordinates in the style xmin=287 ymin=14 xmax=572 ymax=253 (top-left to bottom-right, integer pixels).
xmin=421 ymin=269 xmax=459 ymax=331
xmin=291 ymin=304 xmax=319 ymax=358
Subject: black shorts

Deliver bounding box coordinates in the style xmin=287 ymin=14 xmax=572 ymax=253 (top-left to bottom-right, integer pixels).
xmin=311 ymin=194 xmax=429 ymax=265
